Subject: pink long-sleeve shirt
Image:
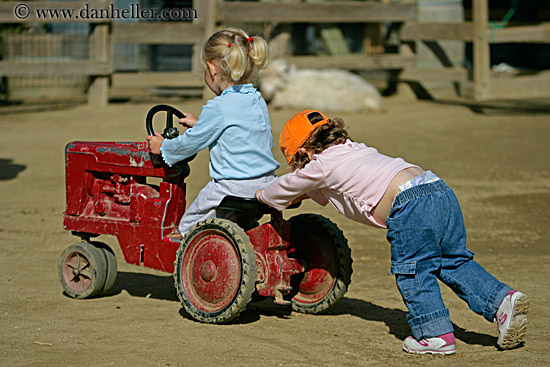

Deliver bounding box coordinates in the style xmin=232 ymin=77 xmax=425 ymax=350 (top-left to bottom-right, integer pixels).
xmin=259 ymin=140 xmax=418 ymax=228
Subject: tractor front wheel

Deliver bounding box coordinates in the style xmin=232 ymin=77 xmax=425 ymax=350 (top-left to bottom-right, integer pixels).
xmin=58 ymin=241 xmax=108 ymax=299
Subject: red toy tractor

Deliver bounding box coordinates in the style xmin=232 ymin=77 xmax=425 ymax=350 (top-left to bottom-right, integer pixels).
xmin=58 ymin=105 xmax=352 ymax=323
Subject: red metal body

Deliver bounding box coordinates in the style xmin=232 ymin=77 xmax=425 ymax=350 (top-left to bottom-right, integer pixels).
xmin=246 ymin=218 xmax=304 ymax=301
xmin=64 ymin=141 xmax=187 ymax=273
xmin=64 ymin=140 xmax=302 ymax=300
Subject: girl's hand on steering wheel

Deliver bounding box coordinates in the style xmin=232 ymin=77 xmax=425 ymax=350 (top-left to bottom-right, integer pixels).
xmin=147 ymin=133 xmax=164 ymax=155
xmin=179 ymin=113 xmax=198 ymax=129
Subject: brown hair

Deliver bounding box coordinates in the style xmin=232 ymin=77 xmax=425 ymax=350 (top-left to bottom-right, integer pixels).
xmin=202 ymin=27 xmax=269 ymax=84
xmin=289 ymin=117 xmax=349 ymax=170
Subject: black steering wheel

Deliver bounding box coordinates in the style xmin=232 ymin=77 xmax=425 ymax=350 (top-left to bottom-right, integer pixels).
xmin=146 ymin=104 xmax=196 ymax=164
xmin=146 ymin=104 xmax=186 ymax=139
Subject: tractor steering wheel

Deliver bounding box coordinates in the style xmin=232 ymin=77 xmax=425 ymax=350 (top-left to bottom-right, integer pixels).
xmin=146 ymin=104 xmax=186 ymax=139
xmin=146 ymin=104 xmax=196 ymax=163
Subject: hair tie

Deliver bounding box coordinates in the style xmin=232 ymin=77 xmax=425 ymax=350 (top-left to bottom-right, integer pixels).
xmin=248 ymin=37 xmax=253 ymax=42
xmin=227 ymin=43 xmax=232 ymax=48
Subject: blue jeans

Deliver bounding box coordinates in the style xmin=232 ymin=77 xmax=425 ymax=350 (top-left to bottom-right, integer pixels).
xmin=386 ymin=180 xmax=511 ymax=339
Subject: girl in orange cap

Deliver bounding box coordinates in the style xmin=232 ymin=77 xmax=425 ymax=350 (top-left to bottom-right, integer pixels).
xmin=256 ymin=110 xmax=528 ymax=355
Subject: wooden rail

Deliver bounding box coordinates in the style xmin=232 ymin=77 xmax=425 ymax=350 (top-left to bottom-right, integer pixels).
xmin=112 ymin=23 xmax=205 ymax=45
xmin=401 ymin=22 xmax=475 ymax=41
xmin=492 ymin=23 xmax=550 ymax=43
xmin=0 ymin=61 xmax=110 ymax=76
xmin=216 ymin=1 xmax=416 ymax=23
xmin=288 ymin=54 xmax=416 ymax=70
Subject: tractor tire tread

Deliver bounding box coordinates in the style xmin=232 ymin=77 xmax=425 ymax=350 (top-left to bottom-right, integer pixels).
xmin=289 ymin=214 xmax=353 ymax=315
xmin=173 ymin=218 xmax=257 ymax=324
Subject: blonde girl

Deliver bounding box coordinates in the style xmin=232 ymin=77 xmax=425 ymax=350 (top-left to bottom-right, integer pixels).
xmin=148 ymin=28 xmax=279 ymax=234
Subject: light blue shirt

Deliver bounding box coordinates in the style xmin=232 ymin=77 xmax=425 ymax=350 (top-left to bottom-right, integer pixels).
xmin=160 ymin=84 xmax=280 ymax=180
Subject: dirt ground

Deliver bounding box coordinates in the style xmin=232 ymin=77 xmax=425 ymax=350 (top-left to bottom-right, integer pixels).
xmin=1 ymin=94 xmax=549 ymax=367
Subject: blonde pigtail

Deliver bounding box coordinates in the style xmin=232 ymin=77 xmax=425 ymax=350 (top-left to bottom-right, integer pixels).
xmin=248 ymin=35 xmax=269 ymax=70
xmin=224 ymin=42 xmax=248 ymax=82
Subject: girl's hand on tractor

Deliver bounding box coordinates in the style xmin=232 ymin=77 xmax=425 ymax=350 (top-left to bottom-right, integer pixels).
xmin=147 ymin=133 xmax=164 ymax=155
xmin=255 ymin=189 xmax=265 ymax=204
xmin=179 ymin=113 xmax=198 ymax=129
xmin=291 ymin=194 xmax=310 ymax=205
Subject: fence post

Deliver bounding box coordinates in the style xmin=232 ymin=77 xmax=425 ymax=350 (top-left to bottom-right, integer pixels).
xmin=88 ymin=23 xmax=110 ymax=106
xmin=197 ymin=0 xmax=217 ymax=100
xmin=473 ymin=0 xmax=490 ymax=101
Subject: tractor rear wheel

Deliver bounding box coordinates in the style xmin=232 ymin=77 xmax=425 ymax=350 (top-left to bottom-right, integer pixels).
xmin=287 ymin=214 xmax=353 ymax=314
xmin=173 ymin=218 xmax=257 ymax=323
xmin=58 ymin=242 xmax=107 ymax=299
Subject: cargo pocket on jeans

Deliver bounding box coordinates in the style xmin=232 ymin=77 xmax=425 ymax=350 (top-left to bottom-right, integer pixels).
xmin=390 ymin=261 xmax=419 ymax=298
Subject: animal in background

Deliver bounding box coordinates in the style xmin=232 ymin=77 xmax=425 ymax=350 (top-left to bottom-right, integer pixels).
xmin=260 ymin=58 xmax=383 ymax=112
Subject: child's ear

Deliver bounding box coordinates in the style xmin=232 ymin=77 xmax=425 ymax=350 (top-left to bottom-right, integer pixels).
xmin=298 ymin=148 xmax=314 ymax=160
xmin=206 ymin=61 xmax=218 ymax=78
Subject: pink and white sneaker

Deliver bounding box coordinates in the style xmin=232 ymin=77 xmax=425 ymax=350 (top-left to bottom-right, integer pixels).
xmin=496 ymin=290 xmax=530 ymax=349
xmin=402 ymin=333 xmax=456 ymax=355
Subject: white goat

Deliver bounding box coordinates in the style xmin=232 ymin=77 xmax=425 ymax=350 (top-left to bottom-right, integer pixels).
xmin=260 ymin=58 xmax=382 ymax=112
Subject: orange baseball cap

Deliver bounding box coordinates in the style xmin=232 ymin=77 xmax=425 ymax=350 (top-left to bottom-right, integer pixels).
xmin=279 ymin=109 xmax=330 ymax=164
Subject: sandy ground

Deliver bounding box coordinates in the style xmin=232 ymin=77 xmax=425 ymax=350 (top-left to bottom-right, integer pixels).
xmin=1 ymin=95 xmax=549 ymax=367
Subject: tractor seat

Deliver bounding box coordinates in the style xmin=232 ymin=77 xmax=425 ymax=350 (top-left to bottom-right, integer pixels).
xmin=217 ymin=196 xmax=272 ymax=217
xmin=217 ymin=196 xmax=300 ymax=231
xmin=216 ymin=196 xmax=271 ymax=231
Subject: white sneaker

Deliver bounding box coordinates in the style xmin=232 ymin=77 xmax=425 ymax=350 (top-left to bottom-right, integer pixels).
xmin=496 ymin=290 xmax=530 ymax=349
xmin=403 ymin=333 xmax=456 ymax=355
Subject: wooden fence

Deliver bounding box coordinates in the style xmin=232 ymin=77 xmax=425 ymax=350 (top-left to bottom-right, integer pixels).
xmin=0 ymin=0 xmax=549 ymax=105
xmin=400 ymin=0 xmax=550 ymax=100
